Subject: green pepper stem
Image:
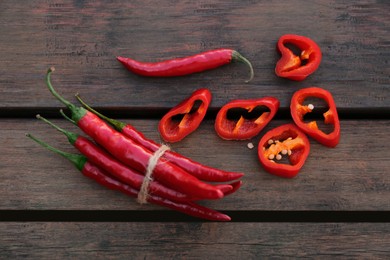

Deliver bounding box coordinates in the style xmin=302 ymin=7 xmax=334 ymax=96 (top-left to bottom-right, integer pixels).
xmin=45 ymin=67 xmax=86 ymax=122
xmin=26 ymin=133 xmax=87 ymax=171
xmin=59 ymin=109 xmax=76 ymax=125
xmin=36 ymin=114 xmax=78 ymax=145
xmin=75 ymin=94 xmax=126 ymax=131
xmin=232 ymin=51 xmax=254 ymax=83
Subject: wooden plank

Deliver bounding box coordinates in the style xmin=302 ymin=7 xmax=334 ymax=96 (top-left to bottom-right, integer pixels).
xmin=1 ymin=222 xmax=389 ymax=258
xmin=1 ymin=118 xmax=389 ymax=211
xmin=0 ymin=0 xmax=388 ymax=110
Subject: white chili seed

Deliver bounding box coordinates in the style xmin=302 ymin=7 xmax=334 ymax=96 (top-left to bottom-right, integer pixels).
xmin=308 ymin=104 xmax=314 ymax=110
xmin=281 ymin=149 xmax=288 ymax=155
xmin=268 ymin=139 xmax=274 ymax=145
xmin=268 ymin=154 xmax=275 ymax=160
xmin=276 ymin=154 xmax=282 ymax=160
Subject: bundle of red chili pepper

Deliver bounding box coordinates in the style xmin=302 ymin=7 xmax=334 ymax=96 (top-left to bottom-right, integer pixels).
xmin=28 ymin=68 xmax=244 ymax=221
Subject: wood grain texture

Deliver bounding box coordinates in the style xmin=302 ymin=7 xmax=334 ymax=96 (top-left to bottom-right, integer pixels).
xmin=1 ymin=222 xmax=389 ymax=259
xmin=1 ymin=0 xmax=389 ymax=257
xmin=1 ymin=118 xmax=388 ymax=211
xmin=0 ymin=0 xmax=388 ymax=110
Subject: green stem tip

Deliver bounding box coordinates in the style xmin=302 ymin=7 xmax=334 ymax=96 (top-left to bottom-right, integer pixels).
xmin=45 ymin=67 xmax=86 ymax=122
xmin=36 ymin=114 xmax=78 ymax=145
xmin=232 ymin=51 xmax=254 ymax=83
xmin=26 ymin=133 xmax=86 ymax=171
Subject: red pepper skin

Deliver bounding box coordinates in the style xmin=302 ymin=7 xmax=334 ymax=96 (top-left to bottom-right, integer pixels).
xmin=258 ymin=124 xmax=310 ymax=178
xmin=275 ymin=34 xmax=322 ymax=81
xmin=123 ymin=124 xmax=244 ymax=182
xmin=27 ymin=133 xmax=231 ymax=221
xmin=78 ymin=112 xmax=224 ymax=200
xmin=290 ymin=87 xmax=340 ymax=147
xmin=82 ymin=162 xmax=231 ymax=221
xmin=75 ymin=94 xmax=244 ymax=182
xmin=159 ymin=88 xmax=211 ymax=143
xmin=74 ymin=136 xmax=197 ymax=202
xmin=117 ymin=48 xmax=254 ymax=82
xmin=215 ymin=97 xmax=280 ymax=140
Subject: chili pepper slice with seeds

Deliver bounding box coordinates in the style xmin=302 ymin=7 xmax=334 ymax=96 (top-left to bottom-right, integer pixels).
xmin=26 ymin=134 xmax=231 ymax=221
xmin=290 ymin=87 xmax=340 ymax=147
xmin=117 ymin=48 xmax=254 ymax=82
xmin=215 ymin=97 xmax=280 ymax=140
xmin=45 ymin=68 xmax=225 ymax=200
xmin=275 ymin=34 xmax=322 ymax=81
xmin=75 ymin=94 xmax=244 ymax=183
xmin=258 ymin=124 xmax=310 ymax=178
xmin=159 ymin=88 xmax=211 ymax=143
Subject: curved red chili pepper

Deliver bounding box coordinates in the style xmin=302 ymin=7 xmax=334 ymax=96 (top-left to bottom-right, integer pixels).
xmin=159 ymin=88 xmax=211 ymax=143
xmin=117 ymin=48 xmax=254 ymax=82
xmin=290 ymin=87 xmax=340 ymax=147
xmin=275 ymin=34 xmax=322 ymax=81
xmin=215 ymin=97 xmax=280 ymax=140
xmin=27 ymin=134 xmax=231 ymax=221
xmin=258 ymin=124 xmax=310 ymax=178
xmin=45 ymin=68 xmax=224 ymax=201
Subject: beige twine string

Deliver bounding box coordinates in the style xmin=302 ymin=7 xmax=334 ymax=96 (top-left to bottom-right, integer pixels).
xmin=137 ymin=144 xmax=170 ymax=204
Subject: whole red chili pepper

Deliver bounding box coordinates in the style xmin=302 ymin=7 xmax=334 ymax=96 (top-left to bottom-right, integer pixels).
xmin=290 ymin=87 xmax=340 ymax=147
xmin=275 ymin=34 xmax=322 ymax=81
xmin=158 ymin=88 xmax=211 ymax=143
xmin=75 ymin=94 xmax=244 ymax=182
xmin=258 ymin=124 xmax=310 ymax=178
xmin=36 ymin=115 xmax=196 ymax=202
xmin=46 ymin=68 xmax=224 ymax=200
xmin=26 ymin=134 xmax=231 ymax=221
xmin=215 ymin=97 xmax=280 ymax=140
xmin=117 ymin=48 xmax=254 ymax=82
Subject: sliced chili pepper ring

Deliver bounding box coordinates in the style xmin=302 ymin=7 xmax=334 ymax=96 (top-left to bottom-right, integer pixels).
xmin=215 ymin=97 xmax=279 ymax=140
xmin=258 ymin=124 xmax=310 ymax=178
xmin=159 ymin=88 xmax=212 ymax=143
xmin=290 ymin=87 xmax=340 ymax=147
xmin=275 ymin=34 xmax=322 ymax=81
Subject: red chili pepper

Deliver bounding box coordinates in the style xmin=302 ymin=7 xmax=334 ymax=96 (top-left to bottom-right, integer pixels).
xmin=46 ymin=68 xmax=224 ymax=200
xmin=117 ymin=48 xmax=254 ymax=82
xmin=36 ymin=115 xmax=195 ymax=202
xmin=215 ymin=97 xmax=280 ymax=140
xmin=75 ymin=94 xmax=244 ymax=182
xmin=158 ymin=88 xmax=211 ymax=143
xmin=290 ymin=87 xmax=340 ymax=147
xmin=257 ymin=124 xmax=310 ymax=178
xmin=275 ymin=34 xmax=322 ymax=81
xmin=26 ymin=134 xmax=231 ymax=221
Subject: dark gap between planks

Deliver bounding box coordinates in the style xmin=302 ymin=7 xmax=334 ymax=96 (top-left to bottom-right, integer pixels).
xmin=1 ymin=210 xmax=389 ymax=223
xmin=1 ymin=107 xmax=390 ymax=120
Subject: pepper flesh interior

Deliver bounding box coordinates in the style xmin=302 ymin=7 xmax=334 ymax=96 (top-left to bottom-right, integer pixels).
xmin=263 ymin=130 xmax=306 ymax=166
xmin=226 ymin=106 xmax=270 ymax=134
xmin=168 ymin=99 xmax=205 ymax=131
xmin=299 ymin=97 xmax=334 ymax=134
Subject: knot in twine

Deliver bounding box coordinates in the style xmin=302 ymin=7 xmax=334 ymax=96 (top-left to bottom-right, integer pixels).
xmin=137 ymin=144 xmax=170 ymax=204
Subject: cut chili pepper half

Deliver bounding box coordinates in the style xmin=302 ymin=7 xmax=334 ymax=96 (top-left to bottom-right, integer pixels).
xmin=275 ymin=34 xmax=322 ymax=81
xmin=258 ymin=124 xmax=310 ymax=178
xmin=215 ymin=97 xmax=280 ymax=140
xmin=159 ymin=88 xmax=212 ymax=143
xmin=290 ymin=87 xmax=340 ymax=148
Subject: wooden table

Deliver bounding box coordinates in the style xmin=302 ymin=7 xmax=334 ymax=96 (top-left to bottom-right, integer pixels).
xmin=1 ymin=0 xmax=389 ymax=258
